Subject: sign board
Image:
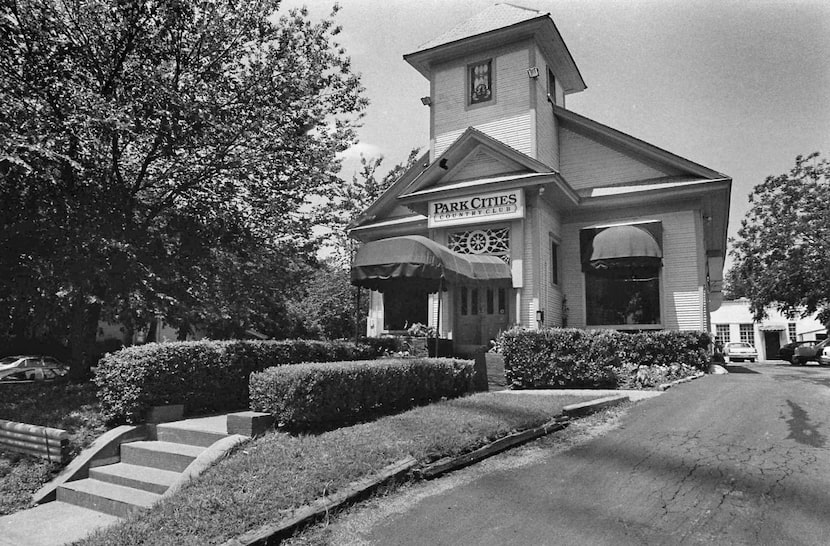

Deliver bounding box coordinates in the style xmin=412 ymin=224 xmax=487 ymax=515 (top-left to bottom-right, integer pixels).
xmin=428 ymin=189 xmax=524 ymax=228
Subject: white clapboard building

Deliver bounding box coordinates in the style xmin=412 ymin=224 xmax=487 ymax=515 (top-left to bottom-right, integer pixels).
xmin=349 ymin=4 xmax=731 ymax=355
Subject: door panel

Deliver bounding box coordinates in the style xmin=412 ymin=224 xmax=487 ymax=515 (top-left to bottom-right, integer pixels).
xmin=455 ymin=286 xmax=481 ymax=345
xmin=481 ymin=287 xmax=509 ymax=345
xmin=455 ymin=285 xmax=510 ymax=348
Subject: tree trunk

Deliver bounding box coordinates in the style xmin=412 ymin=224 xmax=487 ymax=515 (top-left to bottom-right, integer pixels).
xmin=68 ymin=299 xmax=101 ymax=382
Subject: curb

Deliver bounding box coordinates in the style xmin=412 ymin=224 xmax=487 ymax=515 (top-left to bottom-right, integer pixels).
xmin=219 ymin=392 xmax=635 ymax=545
xmin=416 ymin=417 xmax=570 ymax=480
xmin=658 ymin=371 xmax=706 ymax=391
xmin=220 ymin=456 xmax=417 ymax=546
xmin=562 ymin=394 xmax=629 ymax=417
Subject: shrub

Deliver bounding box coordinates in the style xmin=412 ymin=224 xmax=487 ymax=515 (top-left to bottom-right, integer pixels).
xmin=249 ymin=358 xmax=475 ymax=430
xmin=501 ymin=328 xmax=710 ymax=389
xmin=94 ymin=340 xmax=379 ymax=424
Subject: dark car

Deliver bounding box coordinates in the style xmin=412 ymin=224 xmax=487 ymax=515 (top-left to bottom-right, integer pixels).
xmin=778 ymin=340 xmax=817 ymax=361
xmin=790 ymin=338 xmax=830 ymax=366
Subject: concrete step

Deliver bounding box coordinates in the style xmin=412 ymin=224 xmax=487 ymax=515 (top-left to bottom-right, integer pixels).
xmin=121 ymin=440 xmax=205 ymax=472
xmin=155 ymin=423 xmax=229 ymax=447
xmin=89 ymin=462 xmax=180 ymax=495
xmin=57 ymin=478 xmax=160 ymax=518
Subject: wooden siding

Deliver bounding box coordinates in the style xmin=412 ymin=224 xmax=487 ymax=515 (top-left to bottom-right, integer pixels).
xmin=435 ymin=112 xmax=533 ymax=158
xmin=433 ymin=44 xmax=532 ymax=158
xmin=662 ymin=210 xmax=704 ymax=330
xmin=521 ymin=200 xmax=537 ymax=327
xmin=428 ymin=291 xmax=451 ymax=338
xmin=559 ymin=126 xmax=679 ymax=191
xmin=538 ymin=200 xmax=563 ymax=326
xmin=449 ymin=148 xmax=525 ymax=181
xmin=534 ymin=45 xmax=560 ymax=169
xmin=560 ymin=210 xmax=704 ymax=330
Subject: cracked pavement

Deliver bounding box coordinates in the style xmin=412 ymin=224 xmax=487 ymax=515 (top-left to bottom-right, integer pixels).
xmin=359 ymin=362 xmax=830 ymax=545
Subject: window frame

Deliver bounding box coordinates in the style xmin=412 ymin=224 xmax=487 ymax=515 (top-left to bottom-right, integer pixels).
xmin=547 ymin=67 xmax=556 ymax=104
xmin=466 ymin=58 xmax=495 ymax=109
xmin=739 ymin=323 xmax=754 ymax=345
xmin=550 ymin=237 xmax=560 ymax=286
xmin=583 ymin=264 xmax=663 ymax=329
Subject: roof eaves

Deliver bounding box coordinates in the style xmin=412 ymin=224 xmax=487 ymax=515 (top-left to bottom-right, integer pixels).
xmin=347 ymin=150 xmax=430 ymax=230
xmin=399 ymin=127 xmax=555 ymax=198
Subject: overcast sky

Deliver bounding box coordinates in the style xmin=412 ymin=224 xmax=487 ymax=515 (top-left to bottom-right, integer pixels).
xmin=286 ymin=0 xmax=830 ymax=262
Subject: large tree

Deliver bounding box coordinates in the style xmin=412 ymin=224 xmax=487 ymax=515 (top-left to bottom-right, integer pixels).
xmin=730 ymin=152 xmax=830 ymax=324
xmin=315 ymin=148 xmax=421 ymax=265
xmin=0 ymin=0 xmax=367 ymax=377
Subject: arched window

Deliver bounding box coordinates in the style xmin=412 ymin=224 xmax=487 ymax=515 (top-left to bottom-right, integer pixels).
xmin=580 ymin=223 xmax=662 ymax=326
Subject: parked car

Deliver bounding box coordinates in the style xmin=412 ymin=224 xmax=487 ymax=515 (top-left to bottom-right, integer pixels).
xmin=0 ymin=363 xmax=68 ymax=383
xmin=819 ymin=346 xmax=830 ymax=367
xmin=724 ymin=342 xmax=758 ymax=363
xmin=778 ymin=340 xmax=819 ymax=361
xmin=791 ymin=338 xmax=830 ymax=366
xmin=0 ymin=355 xmax=67 ymax=371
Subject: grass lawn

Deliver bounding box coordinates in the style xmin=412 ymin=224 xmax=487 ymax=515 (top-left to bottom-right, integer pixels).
xmin=79 ymin=391 xmax=596 ymax=546
xmin=0 ymin=382 xmax=106 ymax=516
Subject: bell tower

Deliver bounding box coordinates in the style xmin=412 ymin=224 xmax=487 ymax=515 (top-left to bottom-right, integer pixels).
xmin=404 ymin=3 xmax=586 ymax=170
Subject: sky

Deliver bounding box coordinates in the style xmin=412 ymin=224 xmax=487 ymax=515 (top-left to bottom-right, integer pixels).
xmin=285 ymin=0 xmax=830 ymax=264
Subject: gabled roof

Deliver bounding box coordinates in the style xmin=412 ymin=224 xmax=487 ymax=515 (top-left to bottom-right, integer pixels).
xmin=401 ymin=127 xmax=555 ymax=197
xmin=397 ymin=127 xmax=580 ymax=216
xmin=554 ymin=105 xmax=727 ymax=180
xmin=349 ymin=127 xmax=581 ymax=233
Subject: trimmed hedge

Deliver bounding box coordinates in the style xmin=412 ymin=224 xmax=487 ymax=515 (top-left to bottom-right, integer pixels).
xmin=94 ymin=340 xmax=378 ymax=424
xmin=501 ymin=328 xmax=711 ymax=389
xmin=249 ymin=358 xmax=475 ymax=430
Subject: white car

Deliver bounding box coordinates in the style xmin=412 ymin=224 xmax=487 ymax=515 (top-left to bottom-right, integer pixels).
xmin=0 ymin=355 xmax=67 ymax=370
xmin=724 ymin=342 xmax=758 ymax=363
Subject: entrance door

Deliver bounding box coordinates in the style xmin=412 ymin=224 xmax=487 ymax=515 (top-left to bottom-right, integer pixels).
xmin=764 ymin=331 xmax=781 ymax=361
xmin=455 ymin=285 xmax=510 ymax=351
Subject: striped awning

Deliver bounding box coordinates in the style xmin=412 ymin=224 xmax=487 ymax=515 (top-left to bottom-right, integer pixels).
xmin=351 ymin=235 xmax=512 ymax=292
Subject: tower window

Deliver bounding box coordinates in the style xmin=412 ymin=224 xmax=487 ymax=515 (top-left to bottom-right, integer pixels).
xmin=469 ymin=59 xmax=493 ymax=105
xmin=547 ymin=68 xmax=556 ymax=104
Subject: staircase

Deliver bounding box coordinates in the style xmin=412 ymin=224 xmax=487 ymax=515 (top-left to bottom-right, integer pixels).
xmin=56 ymin=418 xmax=230 ymax=518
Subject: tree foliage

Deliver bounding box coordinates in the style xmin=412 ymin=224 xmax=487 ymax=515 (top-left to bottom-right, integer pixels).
xmin=315 ymin=148 xmax=421 ymax=265
xmin=721 ymin=266 xmax=749 ymax=301
xmin=286 ymin=261 xmax=366 ymax=340
xmin=730 ymin=152 xmax=830 ymax=323
xmin=294 ymin=149 xmax=422 ymax=340
xmin=0 ymin=0 xmax=367 ymax=375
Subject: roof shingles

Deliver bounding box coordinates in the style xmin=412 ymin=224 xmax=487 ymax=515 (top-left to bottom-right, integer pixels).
xmin=414 ymin=3 xmax=544 ymax=52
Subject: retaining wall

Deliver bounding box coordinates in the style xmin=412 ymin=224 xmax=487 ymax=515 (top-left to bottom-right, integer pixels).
xmin=0 ymin=419 xmax=69 ymax=463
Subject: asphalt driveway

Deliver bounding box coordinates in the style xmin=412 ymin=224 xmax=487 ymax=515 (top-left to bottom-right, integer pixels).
xmin=360 ymin=362 xmax=830 ymax=545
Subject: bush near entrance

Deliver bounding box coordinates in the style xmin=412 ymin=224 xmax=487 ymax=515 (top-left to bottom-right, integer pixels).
xmin=250 ymin=358 xmax=475 ymax=430
xmin=501 ymin=328 xmax=710 ymax=389
xmin=95 ymin=340 xmax=379 ymax=424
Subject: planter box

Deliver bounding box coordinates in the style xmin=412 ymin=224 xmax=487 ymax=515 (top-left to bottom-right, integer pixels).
xmin=145 ymin=404 xmax=185 ymax=424
xmin=478 ymin=353 xmax=506 ymax=390
xmin=427 ymin=338 xmax=454 ymax=357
